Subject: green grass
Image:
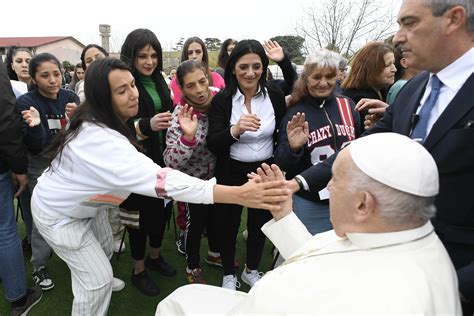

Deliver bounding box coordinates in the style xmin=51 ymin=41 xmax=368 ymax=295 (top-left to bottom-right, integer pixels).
xmin=0 ymin=206 xmax=275 ymax=315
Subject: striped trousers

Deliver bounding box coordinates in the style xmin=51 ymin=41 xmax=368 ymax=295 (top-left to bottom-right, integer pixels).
xmin=32 ymin=201 xmax=114 ymax=316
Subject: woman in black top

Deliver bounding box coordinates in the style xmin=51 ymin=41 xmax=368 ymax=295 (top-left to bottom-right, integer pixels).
xmin=342 ymin=42 xmax=396 ymax=133
xmin=207 ymin=39 xmax=286 ymax=291
xmin=120 ymin=28 xmax=175 ymax=296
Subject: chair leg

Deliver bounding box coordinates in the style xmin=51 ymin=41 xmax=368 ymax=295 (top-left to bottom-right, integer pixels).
xmin=172 ymin=204 xmax=177 ymax=240
xmin=15 ymin=198 xmax=21 ymax=222
xmin=116 ymin=229 xmax=127 ymax=261
xmin=271 ymin=246 xmax=280 ymax=270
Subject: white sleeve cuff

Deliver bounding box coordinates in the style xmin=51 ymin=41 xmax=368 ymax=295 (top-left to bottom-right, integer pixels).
xmin=261 ymin=212 xmax=312 ymax=259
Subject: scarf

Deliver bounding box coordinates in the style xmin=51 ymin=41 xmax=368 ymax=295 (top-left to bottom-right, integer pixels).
xmin=183 ymin=88 xmax=213 ymax=114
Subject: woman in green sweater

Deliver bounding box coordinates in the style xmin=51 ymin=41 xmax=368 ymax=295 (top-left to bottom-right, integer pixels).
xmin=120 ymin=28 xmax=175 ymax=296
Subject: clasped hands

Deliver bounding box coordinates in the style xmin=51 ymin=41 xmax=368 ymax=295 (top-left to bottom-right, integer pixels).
xmin=246 ymin=163 xmax=293 ymax=220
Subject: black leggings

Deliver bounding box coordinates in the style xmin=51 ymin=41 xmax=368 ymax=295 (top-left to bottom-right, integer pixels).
xmin=126 ymin=195 xmax=171 ymax=261
xmin=184 ymin=203 xmax=219 ymax=269
xmin=216 ymin=158 xmax=273 ymax=276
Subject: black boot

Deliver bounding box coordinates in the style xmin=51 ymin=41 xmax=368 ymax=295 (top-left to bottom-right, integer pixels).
xmin=145 ymin=255 xmax=177 ymax=277
xmin=131 ymin=270 xmax=160 ymax=296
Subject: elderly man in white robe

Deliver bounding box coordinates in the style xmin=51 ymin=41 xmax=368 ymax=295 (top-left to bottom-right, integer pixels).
xmin=156 ymin=133 xmax=461 ymax=315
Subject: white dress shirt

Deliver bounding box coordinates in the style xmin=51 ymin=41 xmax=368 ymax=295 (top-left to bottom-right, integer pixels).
xmin=417 ymin=48 xmax=474 ymax=136
xmin=156 ymin=212 xmax=461 ymax=315
xmin=229 ymin=88 xmax=275 ymax=162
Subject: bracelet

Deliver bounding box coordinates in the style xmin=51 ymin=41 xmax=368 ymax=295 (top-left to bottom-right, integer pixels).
xmin=230 ymin=125 xmax=239 ymax=141
xmin=293 ymin=176 xmax=305 ymax=191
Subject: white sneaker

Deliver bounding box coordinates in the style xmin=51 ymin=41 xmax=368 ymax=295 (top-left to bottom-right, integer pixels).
xmin=241 ymin=266 xmax=263 ymax=288
xmin=114 ymin=239 xmax=125 ymax=253
xmin=112 ymin=277 xmax=125 ymax=292
xmin=222 ymin=275 xmax=240 ymax=291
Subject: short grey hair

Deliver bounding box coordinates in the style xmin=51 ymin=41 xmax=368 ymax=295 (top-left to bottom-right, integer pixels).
xmin=349 ymin=161 xmax=436 ymax=226
xmin=303 ymin=49 xmax=340 ymax=74
xmin=423 ymin=0 xmax=474 ymax=32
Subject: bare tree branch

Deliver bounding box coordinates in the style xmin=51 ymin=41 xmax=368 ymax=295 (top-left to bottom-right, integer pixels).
xmin=297 ymin=0 xmax=397 ymax=57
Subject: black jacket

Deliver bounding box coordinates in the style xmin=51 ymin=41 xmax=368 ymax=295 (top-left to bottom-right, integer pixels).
xmin=0 ymin=59 xmax=27 ymax=174
xmin=275 ymin=94 xmax=360 ymax=203
xmin=122 ymin=72 xmax=172 ymax=212
xmin=301 ymin=72 xmax=474 ymax=240
xmin=342 ymin=87 xmax=388 ymax=135
xmin=128 ymin=73 xmax=172 ymax=165
xmin=207 ymin=84 xmax=286 ymax=184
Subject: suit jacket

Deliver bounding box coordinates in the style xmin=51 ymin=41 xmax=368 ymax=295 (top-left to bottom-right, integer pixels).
xmin=301 ymin=71 xmax=474 ymax=243
xmin=366 ymin=71 xmax=474 ymax=243
xmin=207 ymin=84 xmax=286 ymax=184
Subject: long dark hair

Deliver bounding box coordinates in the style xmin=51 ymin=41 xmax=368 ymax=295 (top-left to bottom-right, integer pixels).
xmin=217 ymin=38 xmax=238 ymax=69
xmin=44 ymin=58 xmax=138 ymax=167
xmin=180 ymin=36 xmax=214 ymax=86
xmin=223 ymin=39 xmax=269 ymax=99
xmin=120 ymin=28 xmax=163 ymax=75
xmin=342 ymin=42 xmax=394 ymax=90
xmin=5 ymin=46 xmax=33 ymax=80
xmin=176 ymin=60 xmax=208 ymax=87
xmin=119 ymin=28 xmax=172 ymax=114
xmin=80 ymin=44 xmax=109 ymax=70
xmin=28 ymin=53 xmax=62 ymax=90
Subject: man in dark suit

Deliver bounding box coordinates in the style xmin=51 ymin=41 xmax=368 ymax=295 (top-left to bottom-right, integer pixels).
xmin=289 ymin=0 xmax=473 ymax=312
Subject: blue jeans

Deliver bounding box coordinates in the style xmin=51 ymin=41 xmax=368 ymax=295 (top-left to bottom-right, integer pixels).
xmin=0 ymin=171 xmax=26 ymax=301
xmin=293 ymin=194 xmax=332 ymax=235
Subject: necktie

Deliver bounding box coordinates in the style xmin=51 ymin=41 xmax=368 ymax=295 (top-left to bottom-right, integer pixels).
xmin=411 ymin=75 xmax=443 ymax=142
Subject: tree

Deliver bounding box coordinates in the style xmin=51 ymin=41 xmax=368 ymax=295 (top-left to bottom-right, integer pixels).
xmin=174 ymin=37 xmax=185 ymax=51
xmin=204 ymin=38 xmax=222 ymax=51
xmin=62 ymin=60 xmax=73 ymax=72
xmin=297 ymin=0 xmax=396 ymax=57
xmin=271 ymin=35 xmax=305 ymax=64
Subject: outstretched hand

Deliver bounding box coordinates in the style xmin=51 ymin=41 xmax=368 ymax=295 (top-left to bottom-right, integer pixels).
xmin=287 ymin=112 xmax=309 ymax=153
xmin=178 ymin=104 xmax=198 ymax=142
xmin=263 ymin=40 xmax=284 ymax=63
xmin=249 ymin=163 xmax=293 ymax=220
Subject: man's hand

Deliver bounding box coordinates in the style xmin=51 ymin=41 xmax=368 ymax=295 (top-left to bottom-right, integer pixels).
xmin=355 ymin=98 xmax=388 ymax=130
xmin=150 ymin=111 xmax=172 ymax=131
xmin=263 ymin=40 xmax=284 ymax=63
xmin=21 ymin=106 xmax=41 ymax=127
xmin=287 ymin=112 xmax=309 ymax=153
xmin=11 ymin=173 xmax=28 ymax=197
xmin=178 ymin=104 xmax=198 ymax=142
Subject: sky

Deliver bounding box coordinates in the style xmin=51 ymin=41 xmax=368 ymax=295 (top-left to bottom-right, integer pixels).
xmin=2 ymin=0 xmax=402 ymax=51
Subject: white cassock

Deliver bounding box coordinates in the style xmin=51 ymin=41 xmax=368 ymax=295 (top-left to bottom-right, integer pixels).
xmin=156 ymin=212 xmax=461 ymax=315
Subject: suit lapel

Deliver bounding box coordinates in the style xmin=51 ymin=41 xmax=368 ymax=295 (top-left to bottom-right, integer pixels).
xmin=424 ymin=74 xmax=474 ymax=150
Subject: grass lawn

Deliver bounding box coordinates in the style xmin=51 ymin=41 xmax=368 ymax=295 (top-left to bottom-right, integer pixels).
xmin=0 ymin=205 xmax=275 ymax=315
